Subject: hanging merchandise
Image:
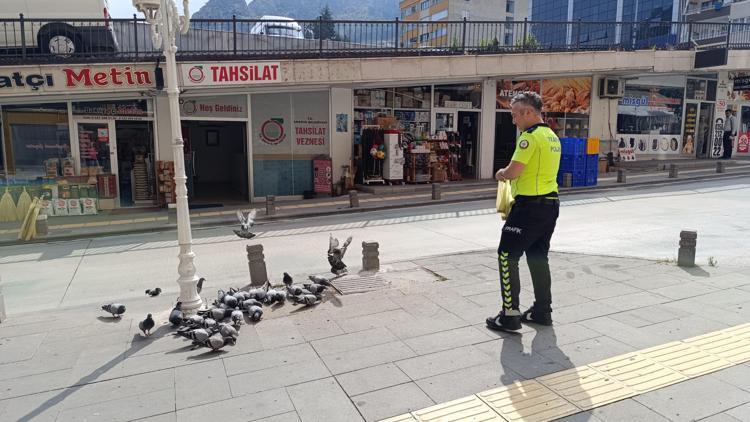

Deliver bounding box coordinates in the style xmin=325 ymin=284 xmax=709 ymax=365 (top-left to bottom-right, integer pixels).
xmin=359 ymin=127 xmax=386 ymax=185
xmin=383 ymin=130 xmax=404 ymax=183
xmin=0 ymin=188 xmax=16 ymax=222
xmin=15 ymin=187 xmax=32 ymax=221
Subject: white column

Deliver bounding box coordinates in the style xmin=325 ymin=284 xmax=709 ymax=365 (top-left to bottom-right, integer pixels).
xmin=330 ymin=87 xmax=353 ymax=184
xmin=479 ymin=79 xmax=497 ymax=179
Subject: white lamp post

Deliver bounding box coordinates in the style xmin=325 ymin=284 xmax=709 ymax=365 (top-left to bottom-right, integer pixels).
xmin=133 ymin=0 xmax=203 ymax=313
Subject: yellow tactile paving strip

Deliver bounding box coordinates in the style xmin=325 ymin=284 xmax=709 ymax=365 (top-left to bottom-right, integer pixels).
xmin=380 ymin=322 xmax=750 ymax=422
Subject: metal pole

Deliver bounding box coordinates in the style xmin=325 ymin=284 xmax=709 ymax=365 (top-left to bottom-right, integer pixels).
xmin=522 ymin=17 xmax=528 ymax=52
xmin=19 ymin=14 xmax=26 ymax=59
xmin=461 ymin=17 xmax=467 ymax=53
xmin=160 ymin=0 xmax=203 ymax=314
xmin=133 ymin=14 xmax=139 ymax=57
xmin=232 ymin=14 xmax=237 ymax=55
xmin=394 ymin=18 xmax=399 ymax=54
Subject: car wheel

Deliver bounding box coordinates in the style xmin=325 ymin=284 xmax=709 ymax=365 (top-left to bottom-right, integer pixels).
xmin=40 ymin=31 xmax=79 ymax=56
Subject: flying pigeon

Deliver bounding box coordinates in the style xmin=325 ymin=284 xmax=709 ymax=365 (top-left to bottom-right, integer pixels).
xmin=145 ymin=288 xmax=162 ymax=297
xmin=169 ymin=302 xmax=184 ymax=326
xmin=292 ymin=294 xmax=320 ymax=307
xmin=233 ymin=209 xmax=257 ymax=239
xmin=194 ymin=333 xmax=236 ymax=351
xmin=246 ymin=305 xmax=263 ymax=322
xmin=196 ymin=277 xmax=205 ymax=294
xmin=102 ymin=303 xmax=126 ymax=318
xmin=308 ymin=275 xmax=344 ymax=295
xmin=139 ymin=314 xmax=155 ymax=337
xmin=328 ymin=235 xmax=353 ymax=275
xmin=231 ymin=310 xmax=245 ymax=326
xmin=218 ymin=323 xmax=239 ymax=339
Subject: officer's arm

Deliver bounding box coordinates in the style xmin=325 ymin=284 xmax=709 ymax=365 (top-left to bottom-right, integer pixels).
xmin=500 ymin=161 xmax=526 ymax=180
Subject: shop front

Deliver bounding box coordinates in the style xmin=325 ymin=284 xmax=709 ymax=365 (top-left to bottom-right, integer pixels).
xmin=727 ymin=72 xmax=750 ymax=157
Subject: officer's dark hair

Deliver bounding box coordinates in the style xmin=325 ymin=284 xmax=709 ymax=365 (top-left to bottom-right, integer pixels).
xmin=510 ymin=91 xmax=543 ymax=113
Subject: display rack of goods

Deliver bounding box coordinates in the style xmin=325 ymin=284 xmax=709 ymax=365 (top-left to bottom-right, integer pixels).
xmin=156 ymin=161 xmax=176 ymax=205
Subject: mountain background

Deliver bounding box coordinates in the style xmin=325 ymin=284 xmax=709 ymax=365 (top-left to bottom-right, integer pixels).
xmin=193 ymin=0 xmax=401 ymax=20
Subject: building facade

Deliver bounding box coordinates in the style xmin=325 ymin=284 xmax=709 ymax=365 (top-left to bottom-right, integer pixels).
xmin=399 ymin=0 xmax=529 ymax=48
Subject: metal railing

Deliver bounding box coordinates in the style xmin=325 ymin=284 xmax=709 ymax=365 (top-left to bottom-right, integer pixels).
xmin=1 ymin=15 xmax=750 ymax=64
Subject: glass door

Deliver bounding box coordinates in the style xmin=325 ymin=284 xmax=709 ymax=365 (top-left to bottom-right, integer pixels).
xmin=76 ymin=120 xmax=118 ymax=204
xmin=696 ymin=102 xmax=714 ymax=158
xmin=433 ymin=109 xmax=457 ymax=133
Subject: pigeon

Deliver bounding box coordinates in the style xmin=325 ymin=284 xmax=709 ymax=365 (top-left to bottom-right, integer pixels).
xmin=183 ymin=314 xmax=204 ymax=329
xmin=246 ymin=305 xmax=263 ymax=322
xmin=217 ymin=289 xmax=227 ymax=304
xmin=247 ymin=288 xmax=267 ymax=302
xmin=102 ymin=303 xmax=126 ymax=318
xmin=169 ymin=302 xmax=184 ymax=326
xmin=196 ymin=277 xmax=205 ymax=294
xmin=292 ymin=294 xmax=320 ymax=307
xmin=223 ymin=294 xmax=239 ymax=309
xmin=231 ymin=310 xmax=245 ymax=326
xmin=308 ymin=275 xmax=344 ymax=295
xmin=303 ymin=283 xmax=327 ymax=296
xmin=233 ymin=209 xmax=257 ymax=239
xmin=328 ymin=234 xmax=353 ymax=275
xmin=145 ymin=288 xmax=162 ymax=297
xmin=177 ymin=327 xmax=211 ymax=343
xmin=194 ymin=333 xmax=236 ymax=351
xmin=199 ymin=307 xmax=230 ymax=321
xmin=241 ymin=299 xmax=263 ymax=310
xmin=218 ymin=323 xmax=239 ymax=339
xmin=264 ymin=289 xmax=286 ymax=305
xmin=203 ymin=318 xmax=218 ymax=330
xmin=139 ymin=314 xmax=155 ymax=336
xmin=283 ymin=273 xmax=311 ymax=297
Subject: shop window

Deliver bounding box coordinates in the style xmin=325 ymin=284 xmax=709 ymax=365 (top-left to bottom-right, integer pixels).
xmin=1 ymin=103 xmax=70 ymax=178
xmin=617 ymin=84 xmax=685 ymax=135
xmin=434 ymin=83 xmax=482 ymax=109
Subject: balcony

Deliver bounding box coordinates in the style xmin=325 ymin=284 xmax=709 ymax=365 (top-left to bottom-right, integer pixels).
xmin=684 ymin=1 xmax=731 ymax=22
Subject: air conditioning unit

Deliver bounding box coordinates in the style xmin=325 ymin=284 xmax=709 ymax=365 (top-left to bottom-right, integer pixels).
xmin=598 ymin=78 xmax=624 ymax=98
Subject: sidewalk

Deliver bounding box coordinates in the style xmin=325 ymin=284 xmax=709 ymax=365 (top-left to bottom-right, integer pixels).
xmin=2 ymin=159 xmax=749 ymax=245
xmin=0 ymin=249 xmax=748 ymax=421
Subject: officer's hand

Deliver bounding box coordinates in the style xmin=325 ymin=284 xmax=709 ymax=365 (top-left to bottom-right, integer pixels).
xmin=495 ymin=169 xmax=506 ymax=182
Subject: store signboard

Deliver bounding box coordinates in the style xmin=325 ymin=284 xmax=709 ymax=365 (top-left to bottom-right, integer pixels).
xmin=181 ymin=62 xmax=281 ymax=87
xmin=72 ymin=100 xmax=152 ymax=120
xmin=0 ymin=65 xmax=155 ymax=96
xmin=541 ymin=78 xmax=591 ymax=114
xmin=682 ymin=103 xmax=698 ymax=155
xmin=496 ymin=80 xmax=540 ymax=109
xmin=180 ymin=95 xmax=247 ymax=119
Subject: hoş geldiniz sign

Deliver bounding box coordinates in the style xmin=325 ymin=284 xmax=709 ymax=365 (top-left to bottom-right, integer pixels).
xmin=181 ymin=63 xmax=281 ymax=87
xmin=0 ymin=65 xmax=154 ymax=96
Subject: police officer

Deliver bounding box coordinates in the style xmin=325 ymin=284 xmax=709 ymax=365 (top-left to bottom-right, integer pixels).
xmin=486 ymin=91 xmax=561 ymax=331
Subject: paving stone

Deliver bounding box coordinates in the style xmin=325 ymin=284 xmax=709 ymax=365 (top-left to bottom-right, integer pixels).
xmin=694 ymin=288 xmax=750 ymax=308
xmin=509 ymin=323 xmax=603 ymax=352
xmin=255 ymin=316 xmax=306 ymax=350
xmin=553 ymin=301 xmax=618 ymax=325
xmin=0 ymin=349 xmax=79 ymax=382
xmin=287 ymin=378 xmax=364 ymax=422
xmin=311 ymin=327 xmax=397 ymax=356
xmin=598 ymin=291 xmax=670 ymax=313
xmin=554 ymin=412 xmax=602 ymax=421
xmin=700 ymin=413 xmax=745 ymax=422
xmin=396 ymin=345 xmax=493 ymax=380
xmin=726 ymin=403 xmax=750 ymax=421
xmin=56 ymin=386 xmax=175 ymax=422
xmin=337 ymin=309 xmax=417 ymax=333
xmin=387 ymin=312 xmax=470 ymax=340
xmin=321 ymin=340 xmax=416 ymax=375
xmin=0 ymin=333 xmax=45 ymax=365
xmin=538 ymin=335 xmax=635 ymax=367
xmin=290 ymin=312 xmax=345 ymax=342
xmin=415 ymin=361 xmax=521 ymax=404
xmin=251 ymin=411 xmax=301 ymax=422
xmin=575 ymin=282 xmax=642 ymax=301
xmin=332 ymin=357 xmax=414 ymax=395
xmin=634 ymin=375 xmax=750 ymax=421
xmin=404 ymin=326 xmax=492 ymax=355
xmin=0 ymin=390 xmax=65 ymax=421
xmin=229 ymin=357 xmax=330 ymax=397
xmin=641 ymin=315 xmax=730 ymax=343
xmin=175 ymin=359 xmax=231 ymax=410
xmin=608 ymin=306 xmax=691 ymax=328
xmin=589 ymin=398 xmax=671 ymax=422
xmin=62 ymin=368 xmax=174 ymax=409
xmin=0 ymin=367 xmax=75 ymax=401
xmin=622 ymin=273 xmax=685 ymax=291
xmin=695 ymin=272 xmax=750 ymax=290
xmin=709 ymin=364 xmax=750 ymax=393
xmin=649 ymin=281 xmax=721 ymax=301
xmin=580 ymin=316 xmax=670 ymax=349
xmin=390 ymin=294 xmax=449 ymax=318
xmin=475 ymin=338 xmax=568 ymax=379
xmin=66 ymin=344 xmax=127 ymax=384
xmin=352 ymin=382 xmax=434 ymax=422
xmin=323 ymin=297 xmax=402 ymax=320
xmin=224 ymin=343 xmax=317 ymax=376
xmin=175 ymin=387 xmax=295 ymax=422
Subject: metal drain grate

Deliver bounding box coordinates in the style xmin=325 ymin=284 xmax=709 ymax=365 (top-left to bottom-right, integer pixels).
xmin=330 ymin=274 xmax=388 ymax=294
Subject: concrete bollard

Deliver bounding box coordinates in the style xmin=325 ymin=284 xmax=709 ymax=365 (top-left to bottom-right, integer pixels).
xmin=432 ymin=183 xmax=442 ymax=200
xmin=716 ymin=161 xmax=726 ymax=173
xmin=265 ymin=195 xmax=276 ymax=216
xmin=349 ymin=190 xmax=360 ymax=208
xmin=246 ymin=244 xmax=269 ymax=287
xmin=562 ymin=173 xmax=573 ymax=188
xmin=617 ymin=169 xmax=627 ymax=183
xmin=362 ymin=241 xmax=380 ymax=272
xmin=678 ymin=230 xmax=698 ymax=268
xmin=668 ymin=164 xmax=678 ymax=179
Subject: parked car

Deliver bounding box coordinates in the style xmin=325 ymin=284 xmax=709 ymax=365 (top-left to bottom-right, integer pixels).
xmin=249 ymin=16 xmax=305 ymax=39
xmin=0 ymin=0 xmax=118 ymax=55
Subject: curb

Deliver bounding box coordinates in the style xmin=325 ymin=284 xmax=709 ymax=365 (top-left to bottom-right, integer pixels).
xmin=2 ymin=170 xmax=748 ymax=247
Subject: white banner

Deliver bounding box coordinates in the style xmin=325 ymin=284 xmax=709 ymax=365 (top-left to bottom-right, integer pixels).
xmin=181 ymin=62 xmax=281 ymax=87
xmin=0 ymin=64 xmax=155 ymax=97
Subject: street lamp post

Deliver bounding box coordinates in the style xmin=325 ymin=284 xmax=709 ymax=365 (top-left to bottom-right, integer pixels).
xmin=133 ymin=0 xmax=203 ymax=313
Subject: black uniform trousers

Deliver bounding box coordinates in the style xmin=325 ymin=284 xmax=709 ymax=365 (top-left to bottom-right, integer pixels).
xmin=723 ymin=132 xmax=734 ymax=159
xmin=498 ymin=194 xmax=559 ymax=314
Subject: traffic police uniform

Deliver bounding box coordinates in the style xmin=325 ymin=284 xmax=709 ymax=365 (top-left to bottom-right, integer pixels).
xmin=488 ymin=123 xmax=561 ymax=331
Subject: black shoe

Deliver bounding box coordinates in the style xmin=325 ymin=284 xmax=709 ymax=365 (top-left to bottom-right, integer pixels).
xmin=486 ymin=310 xmax=522 ymax=331
xmin=521 ymin=306 xmax=553 ymax=326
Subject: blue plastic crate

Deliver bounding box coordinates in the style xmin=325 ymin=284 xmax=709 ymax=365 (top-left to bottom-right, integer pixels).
xmin=585 ymin=154 xmax=598 ymax=172
xmin=560 ymin=138 xmax=586 ymax=156
xmin=557 ymin=170 xmax=586 ymax=187
xmin=585 ymin=171 xmax=598 ymax=186
xmin=559 ymin=154 xmax=586 ymax=172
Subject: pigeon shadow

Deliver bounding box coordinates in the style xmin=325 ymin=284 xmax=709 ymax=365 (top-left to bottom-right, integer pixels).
xmin=16 ymin=323 xmax=174 ymax=422
xmin=96 ymin=316 xmax=124 ymax=323
xmin=328 ymin=293 xmax=343 ymax=308
xmin=186 ymin=349 xmax=229 ymax=360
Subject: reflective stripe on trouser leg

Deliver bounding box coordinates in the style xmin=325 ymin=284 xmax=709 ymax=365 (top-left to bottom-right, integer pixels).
xmin=499 ymin=252 xmax=512 ymax=311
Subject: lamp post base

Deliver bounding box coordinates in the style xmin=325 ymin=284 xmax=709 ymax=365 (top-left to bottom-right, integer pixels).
xmin=176 ymin=248 xmax=203 ymax=314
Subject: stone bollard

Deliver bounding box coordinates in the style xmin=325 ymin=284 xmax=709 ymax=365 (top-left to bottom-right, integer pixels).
xmin=432 ymin=183 xmax=442 ymax=200
xmin=716 ymin=161 xmax=726 ymax=174
xmin=678 ymin=230 xmax=698 ymax=268
xmin=349 ymin=190 xmax=360 ymax=208
xmin=668 ymin=164 xmax=678 ymax=179
xmin=362 ymin=241 xmax=380 ymax=272
xmin=246 ymin=244 xmax=269 ymax=287
xmin=562 ymin=173 xmax=573 ymax=188
xmin=35 ymin=214 xmax=48 ymax=236
xmin=265 ymin=195 xmax=276 ymax=216
xmin=617 ymin=169 xmax=627 ymax=183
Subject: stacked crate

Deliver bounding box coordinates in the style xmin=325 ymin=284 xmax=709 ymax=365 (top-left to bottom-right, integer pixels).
xmin=585 ymin=138 xmax=600 ymax=186
xmin=558 ymin=138 xmax=599 ymax=187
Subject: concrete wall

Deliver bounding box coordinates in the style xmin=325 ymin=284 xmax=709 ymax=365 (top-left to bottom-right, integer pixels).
xmin=329 ymin=87 xmax=353 ymax=185
xmin=588 ymin=75 xmax=620 ymax=148
xmin=479 ymin=79 xmax=497 ymax=179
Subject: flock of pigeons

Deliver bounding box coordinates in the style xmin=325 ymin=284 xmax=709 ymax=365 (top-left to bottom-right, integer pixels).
xmin=100 ymin=272 xmax=342 ymax=352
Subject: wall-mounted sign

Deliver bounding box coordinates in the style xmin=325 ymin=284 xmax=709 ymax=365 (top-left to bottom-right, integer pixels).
xmin=72 ymin=100 xmax=151 ymax=119
xmin=259 ymin=119 xmax=286 ymax=145
xmin=180 ymin=62 xmax=281 ymax=87
xmin=179 ymin=95 xmax=247 ymax=119
xmin=0 ymin=65 xmax=154 ymax=97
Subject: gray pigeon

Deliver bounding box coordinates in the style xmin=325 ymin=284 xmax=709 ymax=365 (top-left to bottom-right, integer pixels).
xmin=200 ymin=307 xmax=229 ymax=321
xmin=139 ymin=314 xmax=155 ymax=336
xmin=264 ymin=289 xmax=286 ymax=305
xmin=169 ymin=302 xmax=184 ymax=326
xmin=195 ymin=333 xmax=236 ymax=351
xmin=183 ymin=314 xmax=204 ymax=329
xmin=246 ymin=305 xmax=263 ymax=322
xmin=177 ymin=328 xmax=211 ymax=343
xmin=102 ymin=303 xmax=126 ymax=318
xmin=218 ymin=323 xmax=239 ymax=339
xmin=308 ymin=275 xmax=343 ymax=295
xmin=217 ymin=289 xmax=226 ymax=304
xmin=247 ymin=288 xmax=267 ymax=302
xmin=233 ymin=209 xmax=257 ymax=239
xmin=293 ymin=294 xmax=320 ymax=307
xmin=231 ymin=310 xmax=245 ymax=326
xmin=196 ymin=277 xmax=205 ymax=294
xmin=303 ymin=283 xmax=327 ymax=296
xmin=223 ymin=294 xmax=239 ymax=309
xmin=328 ymin=234 xmax=353 ymax=275
xmin=203 ymin=318 xmax=218 ymax=330
xmin=283 ymin=273 xmax=310 ymax=297
xmin=242 ymin=299 xmax=263 ymax=310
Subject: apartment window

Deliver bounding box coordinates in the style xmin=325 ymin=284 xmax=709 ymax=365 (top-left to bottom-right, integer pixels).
xmin=409 ymin=37 xmax=418 ymax=44
xmin=431 ymin=0 xmax=442 ymax=5
xmin=506 ymin=0 xmax=515 ymax=14
xmin=421 ymin=0 xmax=430 ymax=10
xmin=504 ymin=33 xmax=513 ymax=45
xmin=420 ymin=33 xmax=430 ymax=42
xmin=432 ymin=10 xmax=448 ymax=21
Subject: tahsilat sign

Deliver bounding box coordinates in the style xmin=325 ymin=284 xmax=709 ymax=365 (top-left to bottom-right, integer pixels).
xmin=0 ymin=64 xmax=155 ymax=96
xmin=180 ymin=62 xmax=282 ymax=87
